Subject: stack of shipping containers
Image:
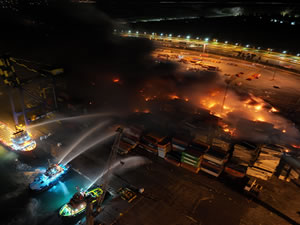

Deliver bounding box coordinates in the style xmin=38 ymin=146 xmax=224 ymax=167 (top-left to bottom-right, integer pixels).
xmin=200 ymin=137 xmax=231 ymax=177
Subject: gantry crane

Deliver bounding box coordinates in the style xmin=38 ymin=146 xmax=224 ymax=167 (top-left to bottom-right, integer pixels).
xmin=86 ymin=127 xmax=123 ymax=225
xmin=0 ymin=54 xmax=63 ymax=127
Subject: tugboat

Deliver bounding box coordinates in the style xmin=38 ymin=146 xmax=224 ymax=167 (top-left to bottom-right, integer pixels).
xmin=0 ymin=122 xmax=36 ymax=151
xmin=59 ymin=186 xmax=104 ymax=217
xmin=30 ymin=162 xmax=70 ymax=192
xmin=10 ymin=125 xmax=36 ymax=151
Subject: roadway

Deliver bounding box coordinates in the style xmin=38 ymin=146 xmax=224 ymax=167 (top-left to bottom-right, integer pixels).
xmin=152 ymin=45 xmax=300 ymax=129
xmin=121 ymin=32 xmax=300 ymax=72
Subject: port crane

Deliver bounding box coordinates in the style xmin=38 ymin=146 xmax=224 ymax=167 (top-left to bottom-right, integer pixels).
xmin=86 ymin=127 xmax=123 ymax=225
xmin=0 ymin=54 xmax=63 ymax=126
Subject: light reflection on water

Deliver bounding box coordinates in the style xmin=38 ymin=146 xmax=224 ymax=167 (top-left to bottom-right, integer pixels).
xmin=34 ymin=171 xmax=91 ymax=212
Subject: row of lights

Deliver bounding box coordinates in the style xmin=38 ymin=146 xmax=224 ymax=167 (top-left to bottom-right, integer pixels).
xmin=270 ymin=19 xmax=296 ymax=25
xmin=121 ymin=30 xmax=300 ymax=57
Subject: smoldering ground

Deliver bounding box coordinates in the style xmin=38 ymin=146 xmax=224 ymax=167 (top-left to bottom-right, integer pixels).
xmin=2 ymin=2 xmax=300 ymax=145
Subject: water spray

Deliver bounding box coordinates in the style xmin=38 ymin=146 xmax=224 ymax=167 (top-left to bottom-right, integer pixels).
xmin=61 ymin=131 xmax=116 ymax=165
xmin=86 ymin=156 xmax=150 ymax=190
xmin=27 ymin=112 xmax=112 ymax=129
xmin=58 ymin=120 xmax=110 ymax=164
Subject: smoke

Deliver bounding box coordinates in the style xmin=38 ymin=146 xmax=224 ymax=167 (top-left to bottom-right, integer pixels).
xmin=6 ymin=198 xmax=41 ymax=225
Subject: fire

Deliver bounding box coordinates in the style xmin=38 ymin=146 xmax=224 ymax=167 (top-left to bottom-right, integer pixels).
xmin=168 ymin=94 xmax=180 ymax=100
xmin=221 ymin=123 xmax=236 ymax=136
xmin=133 ymin=108 xmax=150 ymax=113
xmin=113 ymin=78 xmax=120 ymax=83
xmin=208 ymin=102 xmax=216 ymax=108
xmin=255 ymin=105 xmax=262 ymax=111
xmin=198 ymin=91 xmax=284 ymax=129
xmin=255 ymin=117 xmax=265 ymax=122
xmin=270 ymin=107 xmax=279 ymax=112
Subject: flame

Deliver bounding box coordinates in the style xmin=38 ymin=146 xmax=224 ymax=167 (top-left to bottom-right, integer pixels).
xmin=209 ymin=102 xmax=216 ymax=108
xmin=269 ymin=107 xmax=279 ymax=112
xmin=221 ymin=124 xmax=236 ymax=136
xmin=168 ymin=94 xmax=180 ymax=100
xmin=113 ymin=78 xmax=120 ymax=83
xmin=255 ymin=105 xmax=262 ymax=111
xmin=255 ymin=117 xmax=265 ymax=122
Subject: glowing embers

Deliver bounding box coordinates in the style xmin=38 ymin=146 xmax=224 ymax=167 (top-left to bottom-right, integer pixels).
xmin=10 ymin=127 xmax=36 ymax=151
xmin=220 ymin=122 xmax=236 ymax=136
xmin=30 ymin=163 xmax=70 ymax=192
xmin=113 ymin=78 xmax=120 ymax=83
xmin=59 ymin=187 xmax=103 ymax=217
xmin=199 ymin=91 xmax=279 ymax=122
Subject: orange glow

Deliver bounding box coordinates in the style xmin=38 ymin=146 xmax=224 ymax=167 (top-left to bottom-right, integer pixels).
xmin=208 ymin=102 xmax=216 ymax=108
xmin=282 ymin=129 xmax=286 ymax=133
xmin=168 ymin=94 xmax=180 ymax=100
xmin=211 ymin=91 xmax=220 ymax=97
xmin=292 ymin=144 xmax=300 ymax=149
xmin=113 ymin=78 xmax=120 ymax=83
xmin=144 ymin=109 xmax=150 ymax=113
xmin=255 ymin=105 xmax=262 ymax=111
xmin=256 ymin=117 xmax=265 ymax=122
xmin=184 ymin=98 xmax=189 ymax=102
xmin=269 ymin=107 xmax=278 ymax=112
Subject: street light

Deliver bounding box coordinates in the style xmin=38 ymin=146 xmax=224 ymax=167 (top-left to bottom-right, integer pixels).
xmin=196 ymin=37 xmax=199 ymax=40
xmin=128 ymin=30 xmax=131 ymax=34
xmin=136 ymin=31 xmax=139 ymax=34
xmin=177 ymin=35 xmax=181 ymax=38
xmin=169 ymin=34 xmax=172 ymax=37
xmin=291 ymin=22 xmax=295 ymax=25
xmin=297 ymin=53 xmax=300 ymax=57
xmin=282 ymin=50 xmax=287 ymax=54
xmin=225 ymin=41 xmax=228 ymax=44
xmin=246 ymin=44 xmax=250 ymax=48
xmin=205 ymin=38 xmax=209 ymax=42
xmin=152 ymin=32 xmax=155 ymax=35
xmin=235 ymin=43 xmax=239 ymax=46
xmin=186 ymin=35 xmax=190 ymax=39
xmin=160 ymin=33 xmax=163 ymax=36
xmin=257 ymin=47 xmax=261 ymax=50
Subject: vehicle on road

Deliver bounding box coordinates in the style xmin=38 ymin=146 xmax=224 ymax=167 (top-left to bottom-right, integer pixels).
xmin=246 ymin=73 xmax=261 ymax=81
